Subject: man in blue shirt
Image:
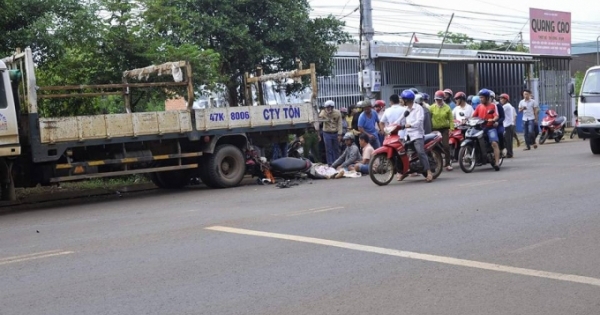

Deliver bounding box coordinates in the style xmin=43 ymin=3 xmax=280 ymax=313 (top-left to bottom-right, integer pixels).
xmin=358 ymin=101 xmax=381 ymax=149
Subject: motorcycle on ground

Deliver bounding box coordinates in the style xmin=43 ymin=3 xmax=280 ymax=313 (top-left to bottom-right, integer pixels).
xmin=458 ymin=115 xmax=504 ymax=173
xmin=245 ymin=146 xmax=312 ymax=184
xmin=369 ymin=124 xmax=444 ymax=186
xmin=539 ymin=109 xmax=566 ymax=144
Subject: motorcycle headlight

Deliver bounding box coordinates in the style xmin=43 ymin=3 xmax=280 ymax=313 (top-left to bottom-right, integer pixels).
xmin=579 ymin=116 xmax=597 ymax=125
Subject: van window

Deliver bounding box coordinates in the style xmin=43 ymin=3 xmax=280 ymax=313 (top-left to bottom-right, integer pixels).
xmin=0 ymin=72 xmax=8 ymax=109
xmin=582 ymin=69 xmax=600 ymax=94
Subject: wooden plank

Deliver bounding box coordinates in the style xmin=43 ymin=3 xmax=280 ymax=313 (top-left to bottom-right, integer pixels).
xmin=50 ymin=164 xmax=198 ymax=183
xmin=38 ymin=81 xmax=189 ymax=91
xmin=38 ymin=92 xmax=123 ymax=99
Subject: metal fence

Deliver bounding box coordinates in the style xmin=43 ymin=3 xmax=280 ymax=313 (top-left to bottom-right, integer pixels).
xmin=316 ymin=57 xmax=363 ymax=109
xmin=536 ymin=57 xmax=573 ymax=125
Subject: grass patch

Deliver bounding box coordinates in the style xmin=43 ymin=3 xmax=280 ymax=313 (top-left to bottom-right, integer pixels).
xmin=15 ymin=175 xmax=150 ymax=199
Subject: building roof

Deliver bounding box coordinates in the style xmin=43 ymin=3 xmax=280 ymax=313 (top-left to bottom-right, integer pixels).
xmin=335 ymin=41 xmax=540 ymax=63
xmin=571 ymin=41 xmax=599 ymax=55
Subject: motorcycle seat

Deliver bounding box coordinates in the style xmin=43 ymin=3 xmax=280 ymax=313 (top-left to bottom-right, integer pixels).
xmin=424 ymin=133 xmax=437 ymax=144
xmin=552 ymin=116 xmax=565 ymax=125
xmin=270 ymin=157 xmax=311 ymax=173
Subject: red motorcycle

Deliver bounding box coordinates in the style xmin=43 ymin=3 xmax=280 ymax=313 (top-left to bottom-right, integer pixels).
xmin=539 ymin=109 xmax=567 ymax=144
xmin=449 ymin=118 xmax=469 ymax=162
xmin=369 ymin=125 xmax=444 ymax=186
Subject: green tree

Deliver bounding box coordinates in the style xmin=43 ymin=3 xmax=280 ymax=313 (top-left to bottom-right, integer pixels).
xmin=0 ymin=0 xmax=92 ymax=63
xmin=143 ymin=0 xmax=352 ymax=105
xmin=437 ymin=31 xmax=473 ymax=45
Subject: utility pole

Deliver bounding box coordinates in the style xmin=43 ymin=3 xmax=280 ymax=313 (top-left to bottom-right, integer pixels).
xmin=359 ymin=0 xmax=377 ymax=102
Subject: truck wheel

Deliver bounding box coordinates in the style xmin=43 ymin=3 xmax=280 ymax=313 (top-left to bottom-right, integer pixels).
xmin=152 ymin=169 xmax=191 ymax=189
xmin=590 ymin=138 xmax=600 ymax=155
xmin=198 ymin=157 xmax=219 ymax=188
xmin=206 ymin=144 xmax=246 ymax=188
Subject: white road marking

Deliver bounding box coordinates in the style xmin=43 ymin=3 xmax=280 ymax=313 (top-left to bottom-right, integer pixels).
xmin=206 ymin=226 xmax=600 ymax=288
xmin=459 ymin=180 xmax=507 ymax=187
xmin=0 ymin=250 xmax=74 ymax=266
xmin=271 ymin=206 xmax=345 ymax=217
xmin=511 ymin=238 xmax=565 ymax=253
xmin=287 ymin=206 xmax=345 ymax=217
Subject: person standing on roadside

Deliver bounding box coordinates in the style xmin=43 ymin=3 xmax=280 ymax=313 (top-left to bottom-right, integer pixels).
xmin=358 ymin=101 xmax=382 ymax=149
xmin=351 ymin=101 xmax=363 ymax=145
xmin=518 ymin=89 xmax=539 ymax=150
xmin=319 ymin=100 xmax=343 ymax=165
xmin=374 ymin=100 xmax=386 ymax=145
xmin=499 ymin=93 xmax=515 ymax=158
xmin=430 ymin=90 xmax=454 ymax=171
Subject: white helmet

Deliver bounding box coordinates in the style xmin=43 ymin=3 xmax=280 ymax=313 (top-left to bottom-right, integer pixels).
xmin=414 ymin=94 xmax=423 ymax=104
xmin=489 ymin=91 xmax=496 ymax=99
xmin=324 ymin=100 xmax=335 ymax=107
xmin=343 ymin=132 xmax=354 ymax=140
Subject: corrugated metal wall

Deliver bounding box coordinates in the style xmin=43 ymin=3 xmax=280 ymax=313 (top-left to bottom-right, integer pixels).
xmin=477 ymin=53 xmax=528 ymax=110
xmin=316 ymin=57 xmax=363 ymax=109
xmin=379 ymin=61 xmax=467 ymax=101
xmin=536 ymin=58 xmax=572 ymax=125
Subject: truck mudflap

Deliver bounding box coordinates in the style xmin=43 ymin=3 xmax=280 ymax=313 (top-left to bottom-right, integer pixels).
xmin=576 ymin=124 xmax=600 ymax=139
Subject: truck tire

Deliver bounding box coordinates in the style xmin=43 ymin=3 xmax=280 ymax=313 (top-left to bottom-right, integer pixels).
xmin=590 ymin=138 xmax=600 ymax=155
xmin=198 ymin=157 xmax=219 ymax=188
xmin=206 ymin=144 xmax=245 ymax=188
xmin=152 ymin=169 xmax=191 ymax=189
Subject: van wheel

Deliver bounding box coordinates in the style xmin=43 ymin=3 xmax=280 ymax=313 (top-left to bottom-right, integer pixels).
xmin=590 ymin=138 xmax=600 ymax=154
xmin=206 ymin=145 xmax=246 ymax=188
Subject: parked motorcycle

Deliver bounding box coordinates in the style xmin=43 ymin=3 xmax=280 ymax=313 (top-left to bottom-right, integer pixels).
xmin=458 ymin=115 xmax=504 ymax=173
xmin=539 ymin=109 xmax=566 ymax=144
xmin=369 ymin=125 xmax=444 ymax=186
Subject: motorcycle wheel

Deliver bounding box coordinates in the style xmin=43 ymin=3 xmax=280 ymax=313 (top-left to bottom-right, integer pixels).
xmin=570 ymin=128 xmax=577 ymax=139
xmin=458 ymin=145 xmax=476 ymax=173
xmin=555 ymin=126 xmax=565 ymax=143
xmin=428 ymin=149 xmax=443 ymax=179
xmin=369 ymin=153 xmax=395 ymax=186
xmin=539 ymin=131 xmax=548 ymax=144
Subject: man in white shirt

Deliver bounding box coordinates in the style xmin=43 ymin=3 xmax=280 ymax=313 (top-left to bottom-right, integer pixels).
xmin=393 ymin=90 xmax=433 ymax=182
xmin=499 ymin=93 xmax=515 ymax=158
xmin=379 ymin=94 xmax=407 ymax=138
xmin=452 ymin=92 xmax=474 ymax=123
xmin=518 ymin=89 xmax=539 ymax=150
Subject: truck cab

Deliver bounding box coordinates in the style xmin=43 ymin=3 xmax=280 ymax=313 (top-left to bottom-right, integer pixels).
xmin=0 ymin=60 xmax=20 ymax=157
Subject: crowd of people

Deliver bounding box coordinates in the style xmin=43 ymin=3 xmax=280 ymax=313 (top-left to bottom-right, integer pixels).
xmin=294 ymin=88 xmax=541 ymax=181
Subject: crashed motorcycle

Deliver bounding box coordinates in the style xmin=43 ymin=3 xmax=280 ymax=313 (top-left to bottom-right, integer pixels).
xmin=245 ymin=145 xmax=312 ymax=184
xmin=458 ymin=116 xmax=504 ymax=173
xmin=369 ymin=124 xmax=444 ymax=186
xmin=539 ymin=109 xmax=566 ymax=144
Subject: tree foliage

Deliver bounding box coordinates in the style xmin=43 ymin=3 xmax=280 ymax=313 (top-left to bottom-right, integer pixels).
xmin=143 ymin=0 xmax=352 ymax=105
xmin=2 ymin=0 xmax=350 ymax=114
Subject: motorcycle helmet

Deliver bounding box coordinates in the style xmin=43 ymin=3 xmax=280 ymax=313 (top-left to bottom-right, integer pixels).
xmin=400 ymin=90 xmax=416 ymax=100
xmin=434 ymin=90 xmax=445 ymax=100
xmin=410 ymin=88 xmax=419 ymax=94
xmin=454 ymin=91 xmax=467 ymax=100
xmin=478 ymin=89 xmax=491 ymax=97
xmin=374 ymin=100 xmax=386 ymax=107
xmin=324 ymin=100 xmax=335 ymax=108
xmin=466 ymin=95 xmax=474 ymax=105
xmin=340 ymin=107 xmax=348 ymax=114
xmin=343 ymin=132 xmax=354 ymax=141
xmin=443 ymin=88 xmax=453 ymax=96
xmin=414 ymin=94 xmax=423 ymax=104
xmin=499 ymin=93 xmax=510 ymax=101
xmin=422 ymin=93 xmax=430 ymax=102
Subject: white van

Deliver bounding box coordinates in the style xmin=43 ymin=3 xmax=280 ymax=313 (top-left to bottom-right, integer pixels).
xmin=569 ymin=66 xmax=600 ymax=154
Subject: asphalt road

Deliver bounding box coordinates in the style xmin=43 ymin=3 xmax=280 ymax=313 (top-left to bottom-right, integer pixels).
xmin=1 ymin=138 xmax=599 ymax=315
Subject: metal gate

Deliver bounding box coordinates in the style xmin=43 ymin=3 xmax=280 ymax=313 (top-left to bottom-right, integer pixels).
xmin=537 ymin=58 xmax=572 ymax=126
xmin=316 ymin=57 xmax=363 ymax=109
